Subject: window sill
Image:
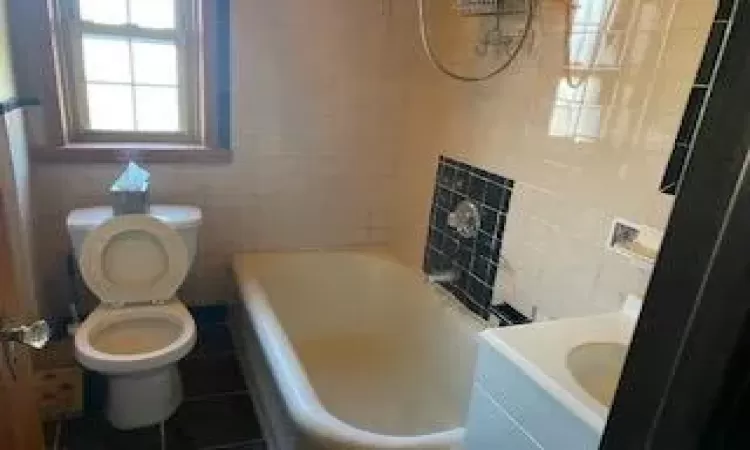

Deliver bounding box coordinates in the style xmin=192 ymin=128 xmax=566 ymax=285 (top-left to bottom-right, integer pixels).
xmin=33 ymin=143 xmax=232 ymax=164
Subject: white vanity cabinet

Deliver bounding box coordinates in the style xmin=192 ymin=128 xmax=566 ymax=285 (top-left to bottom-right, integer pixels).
xmin=464 ymin=336 xmax=601 ymax=450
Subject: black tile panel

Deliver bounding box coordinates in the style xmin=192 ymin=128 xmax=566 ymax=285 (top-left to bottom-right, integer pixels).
xmin=425 ymin=156 xmax=515 ymax=319
xmin=662 ymin=0 xmax=737 ymax=195
xmin=661 ymin=143 xmax=690 ymax=195
xmin=676 ymin=87 xmax=707 ymax=144
xmin=696 ymin=23 xmax=727 ymax=85
xmin=490 ymin=304 xmax=531 ymax=325
xmin=715 ymin=0 xmax=734 ymax=20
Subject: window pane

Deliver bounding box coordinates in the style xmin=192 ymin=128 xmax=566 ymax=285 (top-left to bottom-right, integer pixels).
xmin=79 ymin=0 xmax=127 ymax=25
xmin=135 ymin=86 xmax=179 ymax=132
xmin=87 ymin=84 xmax=134 ymax=131
xmin=83 ymin=35 xmax=131 ymax=83
xmin=130 ymin=0 xmax=175 ymax=29
xmin=132 ymin=41 xmax=177 ymax=85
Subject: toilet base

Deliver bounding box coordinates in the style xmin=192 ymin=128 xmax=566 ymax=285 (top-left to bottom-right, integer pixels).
xmin=106 ymin=364 xmax=183 ymax=430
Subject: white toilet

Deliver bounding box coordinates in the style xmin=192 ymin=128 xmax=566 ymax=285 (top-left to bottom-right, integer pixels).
xmin=67 ymin=205 xmax=202 ymax=430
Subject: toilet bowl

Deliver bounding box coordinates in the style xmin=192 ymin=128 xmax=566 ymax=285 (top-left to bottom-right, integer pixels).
xmin=68 ymin=206 xmax=202 ymax=430
xmin=75 ymin=301 xmax=196 ymax=429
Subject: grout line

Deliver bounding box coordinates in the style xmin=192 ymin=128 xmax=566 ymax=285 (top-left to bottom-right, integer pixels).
xmin=184 ymin=349 xmax=237 ymax=360
xmin=200 ymin=438 xmax=265 ymax=450
xmin=183 ymin=390 xmax=250 ymax=402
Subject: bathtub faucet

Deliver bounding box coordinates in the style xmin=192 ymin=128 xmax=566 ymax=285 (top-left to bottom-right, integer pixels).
xmin=426 ymin=267 xmax=460 ymax=284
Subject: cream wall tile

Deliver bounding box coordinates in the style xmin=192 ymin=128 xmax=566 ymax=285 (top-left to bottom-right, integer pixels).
xmin=390 ymin=0 xmax=715 ymax=319
xmin=31 ymin=0 xmax=403 ymax=315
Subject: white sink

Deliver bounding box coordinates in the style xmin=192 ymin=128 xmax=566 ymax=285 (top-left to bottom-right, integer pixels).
xmin=566 ymin=342 xmax=628 ymax=407
xmin=479 ymin=304 xmax=639 ymax=432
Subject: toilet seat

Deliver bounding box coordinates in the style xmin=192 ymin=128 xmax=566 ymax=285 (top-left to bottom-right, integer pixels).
xmin=79 ymin=214 xmax=189 ymax=307
xmin=75 ymin=301 xmax=196 ymax=374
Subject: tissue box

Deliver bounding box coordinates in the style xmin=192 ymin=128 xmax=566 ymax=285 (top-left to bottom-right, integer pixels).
xmin=110 ymin=161 xmax=151 ymax=215
xmin=111 ymin=188 xmax=149 ymax=215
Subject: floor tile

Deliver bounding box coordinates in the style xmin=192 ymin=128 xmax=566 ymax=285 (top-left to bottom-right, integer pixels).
xmin=43 ymin=420 xmax=60 ymax=450
xmin=62 ymin=414 xmax=162 ymax=450
xmin=180 ymin=353 xmax=247 ymax=398
xmin=166 ymin=393 xmax=263 ymax=450
xmin=207 ymin=440 xmax=267 ymax=449
xmin=190 ymin=305 xmax=229 ymax=326
xmin=188 ymin=323 xmax=235 ymax=358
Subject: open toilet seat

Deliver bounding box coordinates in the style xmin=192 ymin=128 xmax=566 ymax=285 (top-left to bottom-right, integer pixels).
xmin=78 ymin=214 xmax=190 ymax=307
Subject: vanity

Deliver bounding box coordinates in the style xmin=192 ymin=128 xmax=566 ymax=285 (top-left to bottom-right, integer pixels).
xmin=464 ymin=299 xmax=640 ymax=450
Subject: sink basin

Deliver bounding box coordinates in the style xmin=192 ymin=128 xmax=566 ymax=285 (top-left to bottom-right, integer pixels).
xmin=566 ymin=342 xmax=629 ymax=407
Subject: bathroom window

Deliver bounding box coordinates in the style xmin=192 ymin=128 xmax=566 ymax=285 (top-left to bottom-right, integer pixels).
xmin=59 ymin=0 xmax=196 ymax=138
xmin=17 ymin=0 xmax=231 ymax=161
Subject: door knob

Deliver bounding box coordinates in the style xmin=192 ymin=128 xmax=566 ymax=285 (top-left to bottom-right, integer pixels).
xmin=0 ymin=320 xmax=50 ymax=349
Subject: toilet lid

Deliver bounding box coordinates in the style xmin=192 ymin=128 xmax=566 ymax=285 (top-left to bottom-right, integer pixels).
xmin=79 ymin=214 xmax=189 ymax=307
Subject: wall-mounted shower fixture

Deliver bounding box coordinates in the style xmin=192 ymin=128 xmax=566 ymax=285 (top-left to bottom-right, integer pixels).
xmin=417 ymin=0 xmax=535 ymax=82
xmin=448 ymin=200 xmax=481 ymax=238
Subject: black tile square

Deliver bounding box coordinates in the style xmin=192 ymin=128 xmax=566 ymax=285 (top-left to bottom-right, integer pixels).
xmin=496 ymin=214 xmax=507 ymax=239
xmin=499 ymin=188 xmax=512 ymax=212
xmin=480 ymin=168 xmax=507 ymax=187
xmin=715 ymin=0 xmax=734 ymax=20
xmin=487 ymin=261 xmax=499 ymax=283
xmin=696 ymin=23 xmax=727 ymax=85
xmin=434 ymin=186 xmax=451 ymax=209
xmin=492 ymin=303 xmax=531 ymax=324
xmin=426 ymin=248 xmax=449 ymax=271
xmin=179 ymin=353 xmax=247 ymax=399
xmin=453 ymin=169 xmax=471 ymax=194
xmin=448 ymin=190 xmax=460 ymax=210
xmin=491 ymin=311 xmax=514 ymax=326
xmin=476 ymin=232 xmax=501 ymax=260
xmin=190 ymin=304 xmax=229 ymax=326
xmin=213 ymin=441 xmax=267 ymax=450
xmin=434 ymin=207 xmax=448 ymax=230
xmin=189 ymin=324 xmax=235 ymax=358
xmin=438 ymin=164 xmax=455 ymax=187
xmin=463 ymin=297 xmax=489 ymax=319
xmin=480 ymin=206 xmax=499 ymax=235
xmin=166 ymin=394 xmax=262 ymax=450
xmin=455 ymin=268 xmax=470 ymax=292
xmin=676 ymin=87 xmax=707 ymax=143
xmin=467 ymin=275 xmax=492 ymax=308
xmin=441 ymin=235 xmax=459 ymax=255
xmin=468 ymin=176 xmax=486 ymax=202
xmin=661 ymin=143 xmax=690 ymax=195
xmin=484 ymin=182 xmax=506 ymax=210
xmin=428 ymin=227 xmax=444 ymax=249
xmin=62 ymin=415 xmax=162 ymax=450
xmin=471 ymin=256 xmax=491 ymax=282
xmin=456 ymin=244 xmax=473 ymax=270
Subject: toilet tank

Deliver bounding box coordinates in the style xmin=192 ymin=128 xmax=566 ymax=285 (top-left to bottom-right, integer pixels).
xmin=67 ymin=205 xmax=202 ymax=265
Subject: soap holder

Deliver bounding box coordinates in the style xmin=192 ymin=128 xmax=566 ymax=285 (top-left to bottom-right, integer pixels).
xmin=607 ymin=218 xmax=663 ymax=268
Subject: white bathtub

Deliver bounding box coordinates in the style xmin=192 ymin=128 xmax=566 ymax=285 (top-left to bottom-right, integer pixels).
xmin=231 ymin=249 xmax=485 ymax=450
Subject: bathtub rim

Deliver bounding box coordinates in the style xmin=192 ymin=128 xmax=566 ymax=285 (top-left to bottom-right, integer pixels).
xmin=232 ymin=249 xmax=469 ymax=449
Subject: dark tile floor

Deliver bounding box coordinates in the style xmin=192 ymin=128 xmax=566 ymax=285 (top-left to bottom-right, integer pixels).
xmin=47 ymin=322 xmax=266 ymax=450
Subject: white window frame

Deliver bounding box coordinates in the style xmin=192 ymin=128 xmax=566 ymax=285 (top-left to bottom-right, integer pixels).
xmin=54 ymin=0 xmax=202 ymax=145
